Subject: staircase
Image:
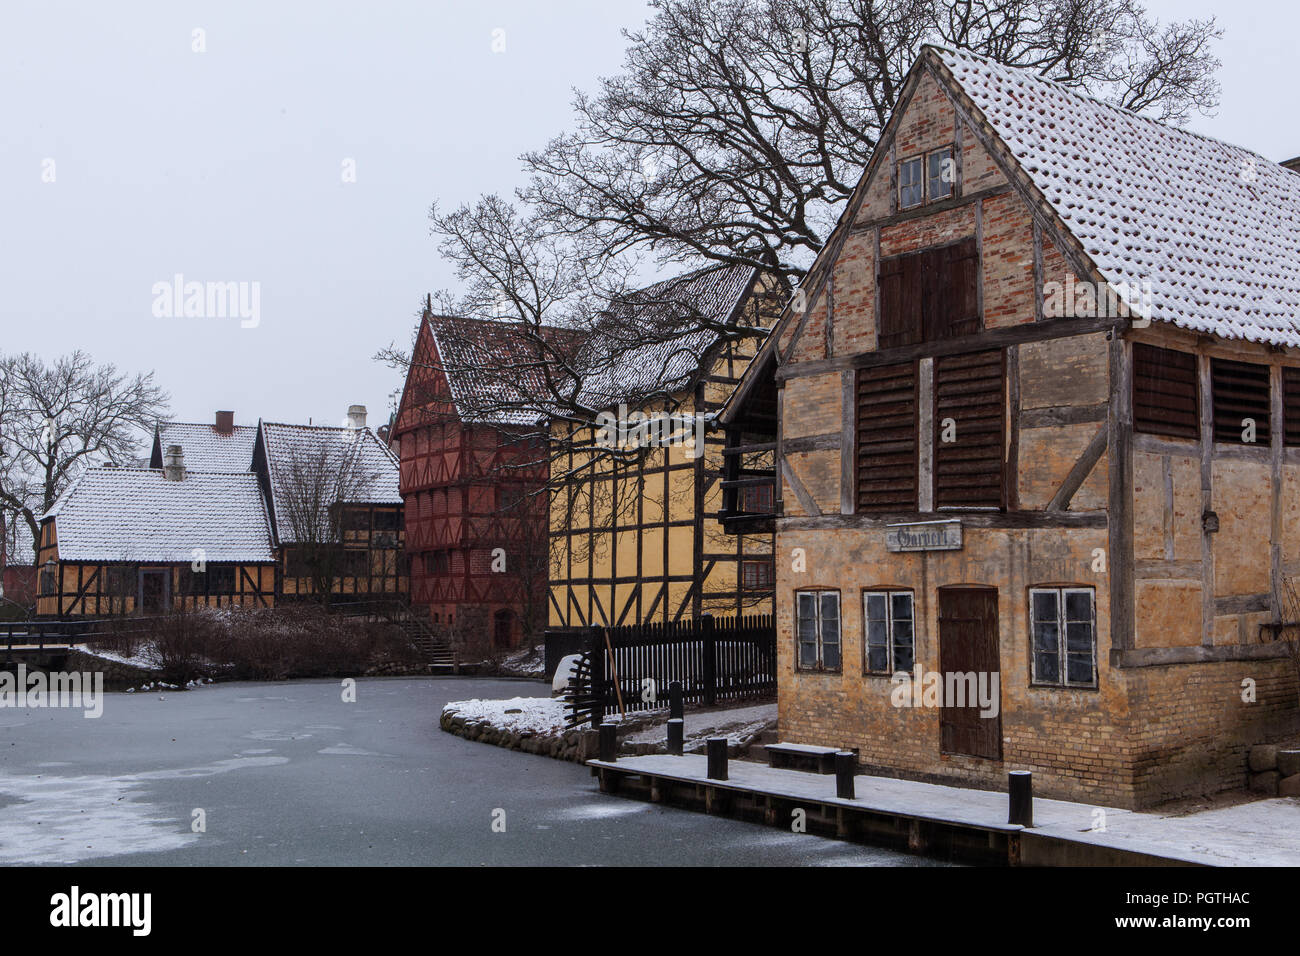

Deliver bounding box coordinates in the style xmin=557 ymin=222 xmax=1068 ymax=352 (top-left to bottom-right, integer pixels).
xmin=341 ymin=599 xmax=457 ymax=674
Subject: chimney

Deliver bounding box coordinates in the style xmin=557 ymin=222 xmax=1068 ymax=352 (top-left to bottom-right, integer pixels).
xmin=347 ymin=405 xmax=367 ymax=430
xmin=215 ymin=410 xmax=234 ymax=434
xmin=163 ymin=444 xmax=186 ymax=481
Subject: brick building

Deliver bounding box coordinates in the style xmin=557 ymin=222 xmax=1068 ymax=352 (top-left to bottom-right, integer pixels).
xmin=722 ymin=46 xmax=1300 ymax=808
xmin=393 ymin=306 xmax=563 ymax=652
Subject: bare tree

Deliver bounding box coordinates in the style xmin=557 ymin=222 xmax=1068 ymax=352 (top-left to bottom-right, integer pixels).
xmin=274 ymin=435 xmax=378 ymax=606
xmin=521 ymin=0 xmax=1220 ymax=285
xmin=0 ymin=350 xmax=169 ymax=562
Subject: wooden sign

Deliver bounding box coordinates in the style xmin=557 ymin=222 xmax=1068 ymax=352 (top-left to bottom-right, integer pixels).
xmin=885 ymin=520 xmax=962 ymax=552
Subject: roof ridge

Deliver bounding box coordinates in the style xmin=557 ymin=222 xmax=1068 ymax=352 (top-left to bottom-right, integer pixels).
xmin=928 ymin=44 xmax=1283 ymax=167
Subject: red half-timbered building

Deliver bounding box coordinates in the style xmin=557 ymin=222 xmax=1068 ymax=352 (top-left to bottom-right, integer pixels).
xmin=394 ymin=306 xmax=572 ymax=651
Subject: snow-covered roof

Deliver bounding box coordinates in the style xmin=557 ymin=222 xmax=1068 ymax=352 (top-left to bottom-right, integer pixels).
xmin=258 ymin=422 xmax=401 ymax=543
xmin=575 ymin=264 xmax=759 ymax=410
xmin=154 ymin=422 xmax=256 ymax=472
xmin=425 ymin=315 xmax=581 ymax=426
xmin=933 ymin=46 xmax=1300 ymax=346
xmin=43 ymin=467 xmax=275 ymax=563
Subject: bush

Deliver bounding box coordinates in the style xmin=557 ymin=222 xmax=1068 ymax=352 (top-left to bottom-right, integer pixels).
xmin=107 ymin=604 xmax=426 ymax=683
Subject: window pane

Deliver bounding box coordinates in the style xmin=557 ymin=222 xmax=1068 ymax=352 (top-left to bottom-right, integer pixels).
xmin=866 ymin=619 xmax=887 ymax=648
xmin=865 ymin=592 xmax=887 ymax=621
xmin=893 ymin=634 xmax=914 ymax=673
xmin=799 ymin=640 xmax=818 ymax=668
xmin=927 ymin=150 xmax=953 ymax=199
xmin=822 ymin=639 xmax=841 ymax=671
xmin=1066 ymin=653 xmax=1094 ymax=685
xmin=1066 ymin=621 xmax=1093 ymax=655
xmin=1065 ymin=590 xmax=1093 ymax=622
xmin=1034 ymin=620 xmax=1059 ymax=655
xmin=891 ymin=592 xmax=913 ymax=621
xmin=820 ymin=593 xmax=840 ymax=631
xmin=1035 ymin=651 xmax=1060 ymax=684
xmin=1032 ymin=590 xmax=1059 ymax=627
xmin=899 ymin=158 xmax=923 ymax=207
xmin=867 ymin=645 xmax=889 ymax=672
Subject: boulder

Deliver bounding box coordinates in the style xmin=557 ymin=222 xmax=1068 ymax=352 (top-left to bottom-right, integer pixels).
xmin=1249 ymin=745 xmax=1278 ymax=772
xmin=1279 ymin=774 xmax=1300 ymax=798
xmin=552 ymin=655 xmax=582 ymax=697
xmin=1250 ymin=770 xmax=1280 ymax=796
xmin=1277 ymin=750 xmax=1300 ymax=778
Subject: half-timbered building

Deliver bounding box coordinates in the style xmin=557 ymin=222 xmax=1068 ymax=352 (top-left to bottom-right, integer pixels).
xmin=394 ymin=308 xmax=559 ymax=650
xmin=722 ymin=46 xmax=1300 ymax=808
xmin=253 ymin=411 xmax=406 ymax=600
xmin=549 ymin=265 xmax=779 ymax=632
xmin=35 ymin=449 xmax=276 ymax=616
xmin=37 ymin=406 xmax=403 ymax=616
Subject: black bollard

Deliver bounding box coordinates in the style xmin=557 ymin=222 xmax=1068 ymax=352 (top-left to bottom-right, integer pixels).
xmin=706 ymin=737 xmax=728 ymax=780
xmin=1008 ymin=770 xmax=1033 ymax=826
xmin=666 ymin=718 xmax=684 ymax=755
xmin=598 ymin=722 xmax=618 ymax=762
xmin=669 ymin=681 xmax=683 ymax=720
xmin=835 ymin=751 xmax=856 ymax=799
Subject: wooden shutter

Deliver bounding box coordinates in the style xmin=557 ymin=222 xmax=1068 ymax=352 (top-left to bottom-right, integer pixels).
xmin=877 ymin=254 xmax=922 ymax=350
xmin=934 ymin=349 xmax=1005 ymax=509
xmin=923 ymin=238 xmax=980 ymax=341
xmin=1132 ymin=344 xmax=1198 ymax=439
xmin=1211 ymin=358 xmax=1270 ymax=445
xmin=1283 ymin=367 xmax=1300 ymax=447
xmin=855 ymin=361 xmax=918 ymax=512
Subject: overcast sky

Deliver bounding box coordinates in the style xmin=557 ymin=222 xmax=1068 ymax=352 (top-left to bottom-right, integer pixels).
xmin=1 ymin=0 xmax=1295 ymax=437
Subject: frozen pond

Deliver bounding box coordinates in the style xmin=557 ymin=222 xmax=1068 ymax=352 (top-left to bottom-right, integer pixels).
xmin=0 ymin=676 xmax=945 ymax=866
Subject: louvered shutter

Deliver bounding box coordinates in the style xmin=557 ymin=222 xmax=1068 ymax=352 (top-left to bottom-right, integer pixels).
xmin=1211 ymin=358 xmax=1270 ymax=445
xmin=1132 ymin=344 xmax=1199 ymax=440
xmin=855 ymin=362 xmax=919 ymax=512
xmin=934 ymin=349 xmax=1005 ymax=509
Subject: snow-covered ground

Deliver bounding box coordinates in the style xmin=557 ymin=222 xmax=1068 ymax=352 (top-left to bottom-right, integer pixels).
xmin=625 ymin=701 xmax=776 ymax=749
xmin=442 ymin=697 xmax=571 ymax=735
xmin=591 ymin=753 xmax=1300 ymax=866
xmin=74 ymin=642 xmax=158 ymax=669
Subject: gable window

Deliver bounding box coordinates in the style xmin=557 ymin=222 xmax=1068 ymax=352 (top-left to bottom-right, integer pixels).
xmin=899 ymin=157 xmax=924 ymax=209
xmin=1133 ymin=344 xmax=1198 ymax=440
xmin=927 ymin=148 xmax=953 ymax=200
xmin=864 ymin=590 xmax=915 ymax=674
xmin=1211 ymin=357 xmax=1270 ymax=445
xmin=796 ymin=590 xmax=841 ymax=672
xmin=1030 ymin=587 xmax=1096 ymax=687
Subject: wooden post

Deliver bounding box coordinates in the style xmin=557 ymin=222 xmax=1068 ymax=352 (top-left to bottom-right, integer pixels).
xmin=835 ymin=751 xmax=856 ymax=799
xmin=702 ymin=613 xmax=716 ymax=707
xmin=598 ymin=722 xmax=618 ymax=762
xmin=706 ymin=737 xmax=728 ymax=780
xmin=1008 ymin=770 xmax=1033 ymax=827
xmin=669 ymin=680 xmax=683 ymax=720
xmin=587 ymin=626 xmax=605 ymax=726
xmin=667 ymin=717 xmax=684 ymax=756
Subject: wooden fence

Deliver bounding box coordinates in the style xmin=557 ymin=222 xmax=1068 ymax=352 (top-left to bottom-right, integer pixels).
xmin=564 ymin=612 xmax=775 ymax=727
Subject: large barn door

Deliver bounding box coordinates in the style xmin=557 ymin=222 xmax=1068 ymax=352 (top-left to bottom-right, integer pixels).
xmin=937 ymin=587 xmax=1001 ymax=760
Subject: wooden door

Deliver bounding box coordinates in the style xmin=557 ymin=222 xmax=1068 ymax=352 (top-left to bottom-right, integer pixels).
xmin=937 ymin=587 xmax=1001 ymax=760
xmin=139 ymin=569 xmax=169 ymax=615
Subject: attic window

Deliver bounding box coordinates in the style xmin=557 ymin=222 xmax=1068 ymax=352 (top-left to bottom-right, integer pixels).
xmin=899 ymin=157 xmax=923 ymax=209
xmin=928 ymin=148 xmax=954 ymax=200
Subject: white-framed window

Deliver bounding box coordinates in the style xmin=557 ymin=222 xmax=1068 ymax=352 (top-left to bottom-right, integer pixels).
xmin=863 ymin=589 xmax=915 ymax=674
xmin=796 ymin=590 xmax=841 ymax=672
xmin=1030 ymin=587 xmax=1097 ymax=687
xmin=898 ymin=156 xmax=924 ymax=209
xmin=927 ymin=147 xmax=954 ymax=200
